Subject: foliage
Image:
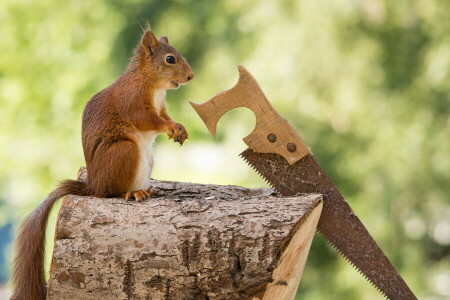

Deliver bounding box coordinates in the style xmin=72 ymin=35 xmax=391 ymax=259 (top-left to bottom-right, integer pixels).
xmin=1 ymin=0 xmax=449 ymax=298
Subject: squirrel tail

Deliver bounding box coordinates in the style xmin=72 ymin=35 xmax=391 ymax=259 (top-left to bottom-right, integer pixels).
xmin=11 ymin=179 xmax=89 ymax=300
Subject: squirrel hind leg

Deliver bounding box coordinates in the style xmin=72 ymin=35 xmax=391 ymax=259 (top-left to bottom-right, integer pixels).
xmin=88 ymin=139 xmax=139 ymax=197
xmin=121 ymin=188 xmax=154 ymax=202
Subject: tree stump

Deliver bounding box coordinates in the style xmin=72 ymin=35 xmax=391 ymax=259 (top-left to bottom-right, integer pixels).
xmin=47 ymin=180 xmax=322 ymax=300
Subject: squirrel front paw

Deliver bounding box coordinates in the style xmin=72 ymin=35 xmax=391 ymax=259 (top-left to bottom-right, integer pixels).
xmin=166 ymin=122 xmax=188 ymax=145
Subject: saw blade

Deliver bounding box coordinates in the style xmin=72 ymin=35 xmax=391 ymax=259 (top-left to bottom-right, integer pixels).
xmin=240 ymin=148 xmax=417 ymax=300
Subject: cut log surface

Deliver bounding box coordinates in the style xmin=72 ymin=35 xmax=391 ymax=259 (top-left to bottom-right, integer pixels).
xmin=47 ymin=180 xmax=322 ymax=300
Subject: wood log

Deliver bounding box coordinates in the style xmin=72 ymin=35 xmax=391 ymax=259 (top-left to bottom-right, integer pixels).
xmin=47 ymin=180 xmax=322 ymax=300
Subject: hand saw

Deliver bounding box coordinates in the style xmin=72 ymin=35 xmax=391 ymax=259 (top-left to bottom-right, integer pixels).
xmin=190 ymin=65 xmax=416 ymax=299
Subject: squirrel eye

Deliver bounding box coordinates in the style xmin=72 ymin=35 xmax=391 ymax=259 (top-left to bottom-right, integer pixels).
xmin=165 ymin=56 xmax=176 ymax=64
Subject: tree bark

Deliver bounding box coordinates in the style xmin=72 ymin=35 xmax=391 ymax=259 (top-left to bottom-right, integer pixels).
xmin=47 ymin=180 xmax=322 ymax=300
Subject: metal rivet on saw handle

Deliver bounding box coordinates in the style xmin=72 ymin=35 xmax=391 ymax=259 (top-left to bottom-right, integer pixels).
xmin=287 ymin=143 xmax=297 ymax=152
xmin=267 ymin=133 xmax=277 ymax=143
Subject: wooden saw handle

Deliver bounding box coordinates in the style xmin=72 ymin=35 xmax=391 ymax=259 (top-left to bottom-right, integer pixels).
xmin=189 ymin=65 xmax=310 ymax=165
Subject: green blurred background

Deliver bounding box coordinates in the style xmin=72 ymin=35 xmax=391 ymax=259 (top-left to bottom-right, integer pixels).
xmin=1 ymin=0 xmax=449 ymax=299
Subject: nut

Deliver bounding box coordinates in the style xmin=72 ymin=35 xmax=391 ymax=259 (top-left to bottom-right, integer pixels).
xmin=287 ymin=143 xmax=297 ymax=152
xmin=267 ymin=133 xmax=277 ymax=143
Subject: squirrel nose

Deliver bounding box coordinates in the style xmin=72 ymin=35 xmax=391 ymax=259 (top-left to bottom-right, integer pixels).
xmin=187 ymin=72 xmax=194 ymax=81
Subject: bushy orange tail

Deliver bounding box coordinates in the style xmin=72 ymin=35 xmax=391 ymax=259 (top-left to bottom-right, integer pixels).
xmin=11 ymin=180 xmax=89 ymax=300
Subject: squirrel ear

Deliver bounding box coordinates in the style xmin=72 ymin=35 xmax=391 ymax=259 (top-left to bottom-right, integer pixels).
xmin=141 ymin=30 xmax=159 ymax=54
xmin=159 ymin=36 xmax=169 ymax=44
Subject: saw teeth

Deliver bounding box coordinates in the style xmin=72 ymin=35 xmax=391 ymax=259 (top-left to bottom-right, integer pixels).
xmin=241 ymin=152 xmax=277 ymax=189
xmin=317 ymin=229 xmax=388 ymax=299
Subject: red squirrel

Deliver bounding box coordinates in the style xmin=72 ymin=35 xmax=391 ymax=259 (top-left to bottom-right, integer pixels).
xmin=11 ymin=30 xmax=194 ymax=300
